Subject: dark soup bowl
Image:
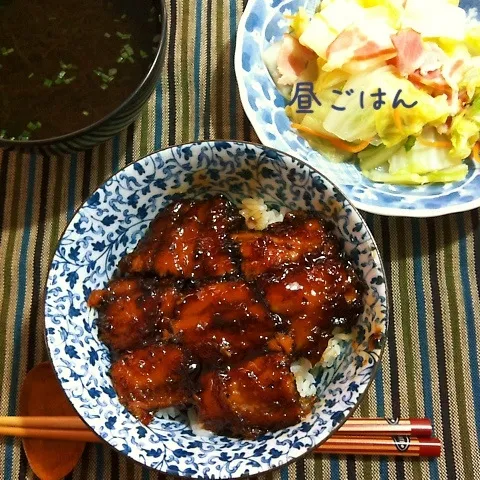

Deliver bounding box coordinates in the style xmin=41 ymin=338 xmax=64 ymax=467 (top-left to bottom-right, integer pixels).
xmin=0 ymin=0 xmax=166 ymax=154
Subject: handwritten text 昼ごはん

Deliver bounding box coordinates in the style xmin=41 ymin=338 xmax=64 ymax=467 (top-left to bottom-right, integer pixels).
xmin=288 ymin=82 xmax=418 ymax=114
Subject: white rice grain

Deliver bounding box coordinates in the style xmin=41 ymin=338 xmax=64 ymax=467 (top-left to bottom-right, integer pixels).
xmin=291 ymin=328 xmax=355 ymax=399
xmin=240 ymin=197 xmax=285 ymax=230
xmin=318 ymin=328 xmax=354 ymax=368
xmin=188 ymin=408 xmax=214 ymax=437
xmin=290 ymin=358 xmax=317 ymax=397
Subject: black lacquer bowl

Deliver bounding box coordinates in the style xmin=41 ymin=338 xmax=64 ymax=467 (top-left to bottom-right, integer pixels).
xmin=0 ymin=0 xmax=166 ymax=155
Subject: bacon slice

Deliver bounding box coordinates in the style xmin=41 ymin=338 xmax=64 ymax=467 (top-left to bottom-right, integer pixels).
xmin=277 ymin=34 xmax=316 ymax=86
xmin=449 ymin=59 xmax=464 ymax=77
xmin=353 ymin=42 xmax=395 ymax=61
xmin=390 ymin=28 xmax=425 ymax=76
xmin=418 ymin=42 xmax=447 ymax=76
xmin=326 ymin=26 xmax=395 ymax=67
xmin=408 ymin=69 xmax=451 ymax=95
xmin=326 ymin=27 xmax=369 ymax=59
xmin=442 ymin=58 xmax=465 ymax=92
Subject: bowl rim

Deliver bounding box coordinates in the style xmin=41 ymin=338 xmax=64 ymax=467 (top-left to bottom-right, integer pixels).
xmin=43 ymin=139 xmax=390 ymax=478
xmin=233 ymin=0 xmax=480 ymax=218
xmin=0 ymin=0 xmax=167 ymax=149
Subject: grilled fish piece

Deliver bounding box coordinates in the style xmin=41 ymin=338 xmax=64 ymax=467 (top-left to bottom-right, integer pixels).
xmin=172 ymin=280 xmax=281 ymax=366
xmin=195 ymin=353 xmax=313 ymax=439
xmin=87 ymin=277 xmax=180 ymax=352
xmin=256 ymin=257 xmax=365 ymax=364
xmin=118 ymin=195 xmax=244 ymax=279
xmin=110 ymin=343 xmax=198 ymax=424
xmin=230 ymin=211 xmax=339 ymax=279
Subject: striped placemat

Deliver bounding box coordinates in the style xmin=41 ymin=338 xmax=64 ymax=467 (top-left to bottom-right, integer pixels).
xmin=0 ymin=0 xmax=479 ymax=479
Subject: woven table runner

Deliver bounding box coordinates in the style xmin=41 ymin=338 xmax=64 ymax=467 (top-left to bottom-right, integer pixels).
xmin=0 ymin=1 xmax=479 ymax=478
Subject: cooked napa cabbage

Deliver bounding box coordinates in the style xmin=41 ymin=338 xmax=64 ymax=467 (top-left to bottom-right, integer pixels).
xmin=266 ymin=0 xmax=480 ymax=185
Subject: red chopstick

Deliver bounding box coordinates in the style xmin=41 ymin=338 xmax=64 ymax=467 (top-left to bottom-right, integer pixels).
xmin=315 ymin=435 xmax=441 ymax=457
xmin=336 ymin=417 xmax=432 ymax=437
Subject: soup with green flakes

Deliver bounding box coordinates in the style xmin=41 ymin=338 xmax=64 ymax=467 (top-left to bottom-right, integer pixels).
xmin=0 ymin=0 xmax=160 ymax=141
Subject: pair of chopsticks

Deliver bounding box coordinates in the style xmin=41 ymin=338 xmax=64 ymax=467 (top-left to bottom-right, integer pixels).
xmin=0 ymin=416 xmax=441 ymax=457
xmin=316 ymin=417 xmax=441 ymax=457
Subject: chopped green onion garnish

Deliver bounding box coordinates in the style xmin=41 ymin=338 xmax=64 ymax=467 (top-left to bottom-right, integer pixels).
xmin=100 ymin=83 xmax=108 ymax=90
xmin=0 ymin=129 xmax=7 ymax=139
xmin=28 ymin=72 xmax=34 ymax=79
xmin=140 ymin=50 xmax=148 ymax=58
xmin=404 ymin=136 xmax=416 ymax=152
xmin=26 ymin=121 xmax=41 ymax=131
xmin=82 ymin=111 xmax=89 ymax=116
xmin=18 ymin=131 xmax=30 ymax=140
xmin=94 ymin=68 xmax=114 ymax=83
xmin=104 ymin=32 xmax=111 ymax=38
xmin=116 ymin=31 xmax=131 ymax=40
xmin=121 ymin=13 xmax=127 ymax=19
xmin=60 ymin=61 xmax=77 ymax=70
xmin=1 ymin=47 xmax=14 ymax=56
xmin=43 ymin=65 xmax=76 ymax=87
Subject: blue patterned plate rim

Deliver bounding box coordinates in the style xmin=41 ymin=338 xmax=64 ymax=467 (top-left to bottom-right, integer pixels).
xmin=44 ymin=139 xmax=389 ymax=478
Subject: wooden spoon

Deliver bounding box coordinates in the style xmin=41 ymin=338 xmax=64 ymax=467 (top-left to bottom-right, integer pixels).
xmin=19 ymin=362 xmax=86 ymax=480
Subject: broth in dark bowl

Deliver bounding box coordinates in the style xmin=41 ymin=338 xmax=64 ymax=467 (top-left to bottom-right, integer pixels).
xmin=0 ymin=0 xmax=160 ymax=141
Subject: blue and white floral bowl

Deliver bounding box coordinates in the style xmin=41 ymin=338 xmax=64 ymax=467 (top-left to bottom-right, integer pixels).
xmin=235 ymin=0 xmax=480 ymax=217
xmin=45 ymin=141 xmax=388 ymax=478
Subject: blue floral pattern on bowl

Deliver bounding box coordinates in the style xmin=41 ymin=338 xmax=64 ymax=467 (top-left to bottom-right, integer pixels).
xmin=45 ymin=141 xmax=388 ymax=478
xmin=235 ymin=0 xmax=480 ymax=217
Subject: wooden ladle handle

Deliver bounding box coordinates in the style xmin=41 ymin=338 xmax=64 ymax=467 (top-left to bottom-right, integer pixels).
xmin=19 ymin=362 xmax=86 ymax=480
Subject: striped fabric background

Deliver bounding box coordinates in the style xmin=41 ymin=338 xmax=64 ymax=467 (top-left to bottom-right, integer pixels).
xmin=0 ymin=0 xmax=479 ymax=478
